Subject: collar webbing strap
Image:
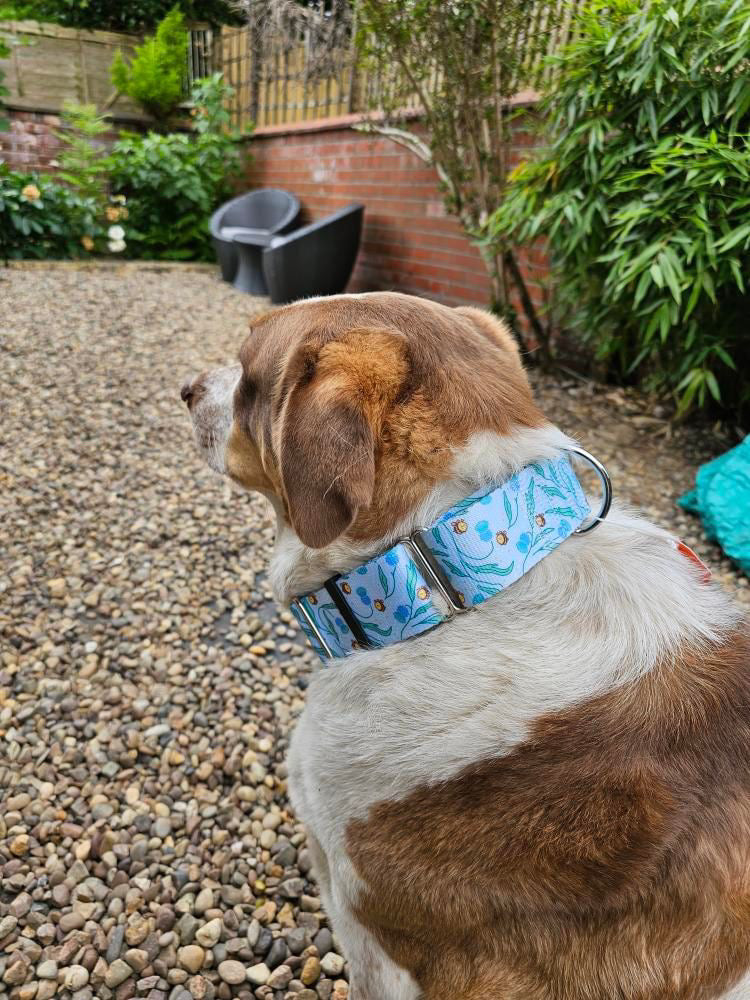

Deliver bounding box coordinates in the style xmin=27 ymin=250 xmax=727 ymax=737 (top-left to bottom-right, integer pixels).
xmin=291 ymin=453 xmax=590 ymax=662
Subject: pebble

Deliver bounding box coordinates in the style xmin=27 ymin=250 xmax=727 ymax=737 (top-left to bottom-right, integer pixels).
xmin=300 ymin=957 xmax=321 ymax=985
xmin=217 ymin=960 xmax=246 ymax=985
xmin=247 ymin=963 xmax=271 ymax=986
xmin=178 ymin=946 xmax=206 ymax=974
xmin=64 ymin=966 xmax=90 ymax=990
xmin=320 ymin=954 xmax=345 ymax=977
xmin=267 ymin=965 xmax=293 ymax=989
xmin=36 ymin=961 xmax=58 ymax=980
xmin=105 ymin=959 xmax=134 ymax=988
xmin=195 ymin=919 xmax=222 ymax=949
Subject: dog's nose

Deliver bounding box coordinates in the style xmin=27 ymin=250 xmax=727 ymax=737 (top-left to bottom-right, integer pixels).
xmin=180 ymin=379 xmax=194 ymax=406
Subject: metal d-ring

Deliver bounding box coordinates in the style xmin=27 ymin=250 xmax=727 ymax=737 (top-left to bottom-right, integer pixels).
xmin=292 ymin=597 xmax=334 ymax=659
xmin=566 ymin=446 xmax=612 ymax=534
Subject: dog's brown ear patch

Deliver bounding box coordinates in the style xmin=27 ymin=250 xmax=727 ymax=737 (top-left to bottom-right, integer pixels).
xmin=277 ymin=327 xmax=409 ymax=549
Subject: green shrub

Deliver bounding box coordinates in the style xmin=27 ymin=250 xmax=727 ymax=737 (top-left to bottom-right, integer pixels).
xmin=106 ymin=74 xmax=247 ymax=260
xmin=110 ymin=6 xmax=187 ymax=125
xmin=0 ymin=164 xmax=104 ymax=259
xmin=485 ymin=0 xmax=750 ymax=418
xmin=54 ymin=102 xmax=111 ymax=204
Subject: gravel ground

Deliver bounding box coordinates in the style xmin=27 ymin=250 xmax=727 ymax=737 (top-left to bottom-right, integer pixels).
xmin=1 ymin=265 xmax=747 ymax=1000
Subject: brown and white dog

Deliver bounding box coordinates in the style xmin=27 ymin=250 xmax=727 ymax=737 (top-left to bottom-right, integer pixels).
xmin=181 ymin=292 xmax=750 ymax=999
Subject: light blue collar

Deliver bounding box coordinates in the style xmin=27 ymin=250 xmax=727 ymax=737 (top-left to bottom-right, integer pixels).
xmin=291 ymin=450 xmax=607 ymax=662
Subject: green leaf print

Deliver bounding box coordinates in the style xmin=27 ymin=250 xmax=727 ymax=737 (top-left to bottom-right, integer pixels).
xmin=525 ymin=479 xmax=536 ymax=520
xmin=474 ymin=561 xmax=515 ymax=576
xmin=406 ymin=561 xmax=417 ymax=602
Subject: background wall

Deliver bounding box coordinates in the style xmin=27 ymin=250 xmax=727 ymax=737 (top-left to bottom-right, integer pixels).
xmin=246 ymin=115 xmax=550 ymax=321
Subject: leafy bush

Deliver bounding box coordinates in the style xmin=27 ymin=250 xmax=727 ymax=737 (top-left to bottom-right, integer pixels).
xmin=9 ymin=0 xmax=241 ymax=32
xmin=106 ymin=74 xmax=247 ymax=260
xmin=486 ymin=0 xmax=750 ymax=417
xmin=110 ymin=6 xmax=187 ymax=125
xmin=0 ymin=164 xmax=105 ymax=259
xmin=54 ymin=102 xmax=111 ymax=203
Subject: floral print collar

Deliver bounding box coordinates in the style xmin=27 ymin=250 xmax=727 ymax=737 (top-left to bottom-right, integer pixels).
xmin=291 ymin=453 xmax=591 ymax=662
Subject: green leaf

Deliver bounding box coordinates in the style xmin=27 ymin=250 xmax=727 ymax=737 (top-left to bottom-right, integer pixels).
xmin=406 ymin=561 xmax=417 ymax=603
xmin=473 ymin=561 xmax=515 ymax=577
xmin=705 ymin=370 xmax=721 ymax=402
xmin=525 ymin=479 xmax=535 ymax=521
xmin=361 ymin=621 xmax=394 ymax=637
xmin=503 ymin=492 xmax=513 ymax=525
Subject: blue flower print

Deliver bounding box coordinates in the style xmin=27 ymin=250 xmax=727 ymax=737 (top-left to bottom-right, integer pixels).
xmin=475 ymin=519 xmax=493 ymax=543
xmin=516 ymin=532 xmax=531 ymax=553
xmin=394 ymin=604 xmax=410 ymax=623
xmin=385 ymin=551 xmax=399 ymax=567
xmin=356 ymin=586 xmax=371 ymax=606
xmin=509 ymin=474 xmax=521 ymax=493
xmin=472 ymin=593 xmax=486 ymax=605
xmin=558 ymin=520 xmax=570 ymax=538
xmin=356 ymin=566 xmax=368 ymax=575
xmin=335 ymin=617 xmax=349 ymax=633
xmin=479 ymin=494 xmax=492 ymax=505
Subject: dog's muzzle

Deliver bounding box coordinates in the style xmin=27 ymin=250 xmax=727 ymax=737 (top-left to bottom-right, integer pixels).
xmin=181 ymin=364 xmax=241 ymax=474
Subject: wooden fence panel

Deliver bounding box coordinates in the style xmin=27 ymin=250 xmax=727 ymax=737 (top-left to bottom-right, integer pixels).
xmin=0 ymin=20 xmax=145 ymax=117
xmin=220 ymin=1 xmax=579 ymax=132
xmin=0 ymin=20 xmax=218 ymax=120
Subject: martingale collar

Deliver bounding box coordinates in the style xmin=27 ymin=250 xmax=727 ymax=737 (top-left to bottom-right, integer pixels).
xmin=291 ymin=449 xmax=611 ymax=662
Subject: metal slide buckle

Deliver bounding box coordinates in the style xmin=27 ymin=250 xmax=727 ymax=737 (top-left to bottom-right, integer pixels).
xmin=567 ymin=446 xmax=612 ymax=535
xmin=399 ymin=529 xmax=468 ymax=620
xmin=291 ymin=597 xmax=334 ymax=659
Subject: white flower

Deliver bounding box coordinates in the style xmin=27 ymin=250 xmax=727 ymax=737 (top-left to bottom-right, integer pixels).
xmin=108 ymin=239 xmax=126 ymax=253
xmin=107 ymin=225 xmax=125 ymax=241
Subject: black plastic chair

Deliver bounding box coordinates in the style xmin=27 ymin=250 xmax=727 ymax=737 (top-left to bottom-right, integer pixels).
xmin=209 ymin=189 xmax=300 ymax=285
xmin=262 ymin=204 xmax=365 ymax=305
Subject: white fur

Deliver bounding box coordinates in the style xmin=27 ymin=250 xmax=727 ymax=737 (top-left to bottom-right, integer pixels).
xmin=721 ymin=971 xmax=750 ymax=999
xmin=189 ymin=363 xmax=240 ymax=474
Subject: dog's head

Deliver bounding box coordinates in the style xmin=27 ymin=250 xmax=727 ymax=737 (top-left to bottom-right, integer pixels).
xmin=182 ymin=292 xmax=542 ymax=550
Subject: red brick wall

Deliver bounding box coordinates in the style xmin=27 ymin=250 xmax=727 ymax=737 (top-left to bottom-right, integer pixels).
xmin=0 ymin=110 xmax=67 ymax=172
xmin=245 ymin=114 xmax=550 ymax=320
xmin=0 ymin=108 xmax=138 ymax=173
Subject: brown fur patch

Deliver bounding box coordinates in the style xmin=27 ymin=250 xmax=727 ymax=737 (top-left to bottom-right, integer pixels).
xmin=229 ymin=293 xmax=544 ymax=547
xmin=346 ymin=628 xmax=750 ymax=999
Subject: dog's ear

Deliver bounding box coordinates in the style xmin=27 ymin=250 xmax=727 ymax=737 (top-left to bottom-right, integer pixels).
xmin=277 ymin=327 xmax=409 ymax=549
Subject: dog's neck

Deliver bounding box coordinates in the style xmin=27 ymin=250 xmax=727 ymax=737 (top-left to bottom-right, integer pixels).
xmin=269 ymin=424 xmax=573 ymax=603
xmin=270 ymin=423 xmax=738 ymax=682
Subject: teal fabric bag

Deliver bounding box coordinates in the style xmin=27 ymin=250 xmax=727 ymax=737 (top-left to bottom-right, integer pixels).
xmin=678 ymin=436 xmax=750 ymax=576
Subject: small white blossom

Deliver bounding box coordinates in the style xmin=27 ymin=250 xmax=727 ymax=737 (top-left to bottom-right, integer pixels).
xmin=107 ymin=225 xmax=125 ymax=241
xmin=108 ymin=239 xmax=126 ymax=253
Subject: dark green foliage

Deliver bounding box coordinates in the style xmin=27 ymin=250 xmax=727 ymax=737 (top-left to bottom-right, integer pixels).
xmin=4 ymin=0 xmax=241 ymax=32
xmin=106 ymin=74 xmax=248 ymax=260
xmin=0 ymin=164 xmax=104 ymax=259
xmin=0 ymin=4 xmax=39 ymax=21
xmin=485 ymin=0 xmax=750 ymax=418
xmin=0 ymin=36 xmax=9 ymax=133
xmin=110 ymin=6 xmax=187 ymax=124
